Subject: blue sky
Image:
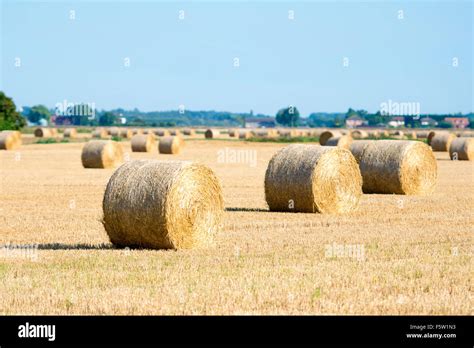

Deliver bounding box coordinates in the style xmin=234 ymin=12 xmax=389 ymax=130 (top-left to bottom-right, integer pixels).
xmin=1 ymin=0 xmax=472 ymax=116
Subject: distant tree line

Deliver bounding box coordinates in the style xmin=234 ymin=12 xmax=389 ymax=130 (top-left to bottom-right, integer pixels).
xmin=2 ymin=90 xmax=473 ymax=130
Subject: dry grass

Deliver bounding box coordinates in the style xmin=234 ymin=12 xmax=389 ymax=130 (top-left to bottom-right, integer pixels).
xmin=0 ymin=140 xmax=472 ymax=315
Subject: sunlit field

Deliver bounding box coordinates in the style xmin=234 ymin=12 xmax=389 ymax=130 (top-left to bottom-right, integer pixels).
xmin=1 ymin=137 xmax=472 ymax=315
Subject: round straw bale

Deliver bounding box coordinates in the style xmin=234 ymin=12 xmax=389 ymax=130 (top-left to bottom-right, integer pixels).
xmin=102 ymin=160 xmax=224 ymax=249
xmin=449 ymin=137 xmax=474 ymax=160
xmin=417 ymin=130 xmax=435 ymax=140
xmin=349 ymin=140 xmax=437 ymax=195
xmin=131 ymin=134 xmax=156 ymax=152
xmin=430 ymin=132 xmax=456 ymax=152
xmin=154 ymin=129 xmax=170 ymax=137
xmin=81 ymin=140 xmax=124 ymax=168
xmin=132 ymin=129 xmax=143 ymax=135
xmin=269 ymin=129 xmax=279 ymax=137
xmin=92 ymin=128 xmax=108 ymax=138
xmin=368 ymin=130 xmax=379 ymax=138
xmin=309 ymin=129 xmax=324 ymax=137
xmin=238 ymin=130 xmax=251 ymax=139
xmin=120 ymin=129 xmax=133 ymax=139
xmin=109 ymin=127 xmax=120 ymax=136
xmin=205 ymin=129 xmax=219 ymax=139
xmin=63 ymin=128 xmax=77 ymax=138
xmin=228 ymin=129 xmax=236 ymax=137
xmin=1 ymin=130 xmax=21 ymax=141
xmin=170 ymin=129 xmax=181 ymax=136
xmin=319 ymin=130 xmax=343 ymax=145
xmin=351 ymin=130 xmax=368 ymax=139
xmin=0 ymin=131 xmax=21 ymax=150
xmin=389 ymin=130 xmax=404 ymax=136
xmin=324 ymin=135 xmax=353 ymax=149
xmin=427 ymin=131 xmax=436 ymax=145
xmin=183 ymin=128 xmax=195 ymax=136
xmin=34 ymin=127 xmax=52 ymax=138
xmin=406 ymin=131 xmax=417 ymax=139
xmin=159 ymin=136 xmax=183 ymax=154
xmin=279 ymin=129 xmax=300 ymax=137
xmin=253 ymin=129 xmax=272 ymax=138
xmin=264 ymin=145 xmax=362 ymax=213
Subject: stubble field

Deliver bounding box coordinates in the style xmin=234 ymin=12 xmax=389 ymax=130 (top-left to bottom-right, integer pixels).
xmin=0 ymin=138 xmax=472 ymax=314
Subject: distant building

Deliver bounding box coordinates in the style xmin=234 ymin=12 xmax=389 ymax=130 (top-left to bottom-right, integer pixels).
xmin=420 ymin=117 xmax=438 ymax=127
xmin=245 ymin=117 xmax=276 ymax=128
xmin=345 ymin=115 xmax=367 ymax=128
xmin=52 ymin=115 xmax=73 ymax=126
xmin=388 ymin=116 xmax=405 ymax=128
xmin=444 ymin=117 xmax=469 ymax=129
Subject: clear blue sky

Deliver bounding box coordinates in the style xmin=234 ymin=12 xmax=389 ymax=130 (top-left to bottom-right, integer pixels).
xmin=1 ymin=0 xmax=472 ymax=116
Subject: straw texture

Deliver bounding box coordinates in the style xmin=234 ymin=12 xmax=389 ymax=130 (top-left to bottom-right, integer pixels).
xmin=102 ymin=160 xmax=224 ymax=249
xmin=92 ymin=129 xmax=108 ymax=139
xmin=205 ymin=129 xmax=219 ymax=138
xmin=449 ymin=137 xmax=474 ymax=160
xmin=350 ymin=140 xmax=437 ymax=195
xmin=265 ymin=144 xmax=362 ymax=214
xmin=81 ymin=140 xmax=124 ymax=168
xmin=159 ymin=136 xmax=183 ymax=154
xmin=131 ymin=134 xmax=156 ymax=152
xmin=63 ymin=128 xmax=77 ymax=138
xmin=430 ymin=132 xmax=456 ymax=152
xmin=34 ymin=128 xmax=52 ymax=138
xmin=183 ymin=129 xmax=195 ymax=136
xmin=0 ymin=131 xmax=21 ymax=150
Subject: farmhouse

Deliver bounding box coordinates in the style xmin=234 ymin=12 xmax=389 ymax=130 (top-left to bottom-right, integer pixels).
xmin=388 ymin=116 xmax=405 ymax=128
xmin=345 ymin=115 xmax=367 ymax=128
xmin=420 ymin=117 xmax=437 ymax=127
xmin=444 ymin=117 xmax=469 ymax=129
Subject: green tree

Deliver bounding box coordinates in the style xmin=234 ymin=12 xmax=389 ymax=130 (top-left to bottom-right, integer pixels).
xmin=99 ymin=112 xmax=117 ymax=126
xmin=438 ymin=121 xmax=453 ymax=129
xmin=365 ymin=111 xmax=385 ymax=126
xmin=27 ymin=105 xmax=51 ymax=123
xmin=276 ymin=106 xmax=300 ymax=127
xmin=0 ymin=91 xmax=26 ymax=130
xmin=345 ymin=108 xmax=358 ymax=118
xmin=334 ymin=114 xmax=345 ymax=127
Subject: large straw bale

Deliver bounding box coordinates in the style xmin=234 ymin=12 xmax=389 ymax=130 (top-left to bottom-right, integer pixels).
xmin=430 ymin=132 xmax=456 ymax=152
xmin=102 ymin=160 xmax=224 ymax=249
xmin=350 ymin=140 xmax=437 ymax=195
xmin=449 ymin=137 xmax=474 ymax=160
xmin=0 ymin=131 xmax=21 ymax=150
xmin=264 ymin=144 xmax=362 ymax=213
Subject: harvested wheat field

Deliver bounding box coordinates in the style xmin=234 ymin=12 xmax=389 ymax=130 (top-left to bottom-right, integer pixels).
xmin=0 ymin=139 xmax=472 ymax=315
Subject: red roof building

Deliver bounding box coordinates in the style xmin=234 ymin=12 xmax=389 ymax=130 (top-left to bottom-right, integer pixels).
xmin=444 ymin=117 xmax=469 ymax=129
